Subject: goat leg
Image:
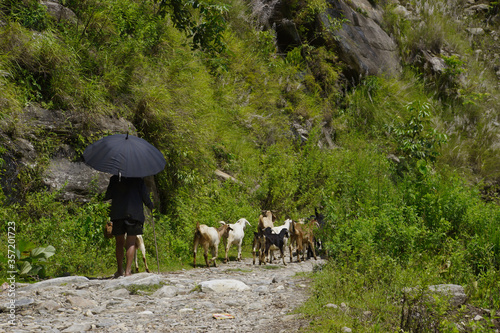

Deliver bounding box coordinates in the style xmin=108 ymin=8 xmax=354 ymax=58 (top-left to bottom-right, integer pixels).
xmin=224 ymin=244 xmax=229 ymax=264
xmin=143 ymin=255 xmax=150 ymax=272
xmin=309 ymin=241 xmax=318 ymax=260
xmin=280 ymin=248 xmax=287 ymax=266
xmin=204 ymin=252 xmax=209 ymax=268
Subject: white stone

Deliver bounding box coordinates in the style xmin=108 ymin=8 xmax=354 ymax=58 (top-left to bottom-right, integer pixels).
xmin=324 ymin=303 xmax=338 ymax=309
xmin=139 ymin=310 xmax=154 ymax=315
xmin=200 ymin=279 xmax=250 ymax=292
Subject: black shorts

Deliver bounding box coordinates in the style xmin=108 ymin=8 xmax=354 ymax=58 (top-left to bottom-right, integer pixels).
xmin=112 ymin=219 xmax=144 ymax=236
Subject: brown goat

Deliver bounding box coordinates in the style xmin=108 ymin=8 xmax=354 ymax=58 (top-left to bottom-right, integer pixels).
xmin=289 ymin=219 xmax=318 ymax=262
xmin=252 ymin=228 xmax=266 ymax=265
xmin=193 ymin=222 xmax=232 ymax=268
xmin=258 ymin=210 xmax=275 ymax=231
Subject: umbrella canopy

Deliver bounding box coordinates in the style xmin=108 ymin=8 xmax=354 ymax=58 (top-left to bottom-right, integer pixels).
xmin=83 ymin=134 xmax=166 ymax=178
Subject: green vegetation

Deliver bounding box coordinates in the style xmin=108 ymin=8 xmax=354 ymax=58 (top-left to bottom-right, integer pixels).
xmin=125 ymin=282 xmax=165 ymax=295
xmin=15 ymin=242 xmax=56 ymax=279
xmin=0 ymin=0 xmax=499 ymax=331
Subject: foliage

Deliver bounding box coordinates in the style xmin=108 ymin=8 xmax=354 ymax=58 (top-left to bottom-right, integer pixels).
xmin=15 ymin=241 xmax=56 ymax=279
xmin=1 ymin=0 xmax=50 ymax=31
xmin=385 ymin=101 xmax=447 ymax=173
xmin=154 ymin=0 xmax=229 ymax=56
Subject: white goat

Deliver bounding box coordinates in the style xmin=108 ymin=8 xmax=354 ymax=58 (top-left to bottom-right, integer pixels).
xmin=134 ymin=235 xmax=150 ymax=273
xmin=193 ymin=221 xmax=232 ymax=268
xmin=220 ymin=218 xmax=251 ymax=263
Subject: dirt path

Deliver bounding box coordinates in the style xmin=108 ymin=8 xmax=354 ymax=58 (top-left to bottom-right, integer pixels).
xmin=1 ymin=256 xmax=326 ymax=332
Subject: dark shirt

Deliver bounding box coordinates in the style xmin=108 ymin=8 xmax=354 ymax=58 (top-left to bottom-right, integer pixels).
xmin=104 ymin=176 xmax=154 ymax=223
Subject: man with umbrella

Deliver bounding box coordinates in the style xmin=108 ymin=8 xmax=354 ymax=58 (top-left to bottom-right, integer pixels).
xmin=83 ymin=133 xmax=165 ymax=277
xmin=104 ymin=174 xmax=153 ymax=277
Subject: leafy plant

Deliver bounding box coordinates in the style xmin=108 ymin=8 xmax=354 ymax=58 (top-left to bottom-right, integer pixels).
xmin=2 ymin=0 xmax=50 ymax=31
xmin=386 ymin=101 xmax=447 ymax=172
xmin=154 ymin=0 xmax=228 ymax=56
xmin=16 ymin=240 xmax=56 ymax=279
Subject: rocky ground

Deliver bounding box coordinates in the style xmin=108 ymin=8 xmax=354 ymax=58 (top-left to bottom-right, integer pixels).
xmin=0 ymin=256 xmax=327 ymax=333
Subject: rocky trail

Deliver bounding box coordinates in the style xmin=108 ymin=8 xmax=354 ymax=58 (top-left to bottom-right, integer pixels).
xmin=1 ymin=256 xmax=327 ymax=333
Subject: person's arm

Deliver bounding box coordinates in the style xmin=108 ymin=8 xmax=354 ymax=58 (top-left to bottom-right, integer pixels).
xmin=104 ymin=176 xmax=116 ymax=201
xmin=141 ymin=180 xmax=154 ymax=211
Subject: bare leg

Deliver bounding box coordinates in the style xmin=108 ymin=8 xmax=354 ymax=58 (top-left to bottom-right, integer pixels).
xmin=125 ymin=235 xmax=137 ymax=276
xmin=115 ymin=235 xmax=125 ymax=278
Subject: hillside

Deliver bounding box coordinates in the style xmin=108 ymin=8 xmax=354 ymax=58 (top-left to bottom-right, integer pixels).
xmin=1 ymin=0 xmax=500 ymax=331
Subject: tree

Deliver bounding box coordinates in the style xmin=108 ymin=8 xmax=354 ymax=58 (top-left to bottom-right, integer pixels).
xmin=153 ymin=0 xmax=228 ymax=55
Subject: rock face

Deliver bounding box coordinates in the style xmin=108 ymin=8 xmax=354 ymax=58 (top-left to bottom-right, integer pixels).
xmin=250 ymin=0 xmax=401 ymax=79
xmin=322 ymin=0 xmax=401 ymax=78
xmin=0 ymin=257 xmax=326 ymax=333
xmin=0 ymin=105 xmax=136 ymax=202
xmin=43 ymin=158 xmax=110 ymax=202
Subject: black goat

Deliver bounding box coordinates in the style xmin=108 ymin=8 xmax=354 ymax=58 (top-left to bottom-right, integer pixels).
xmin=263 ymin=227 xmax=288 ymax=266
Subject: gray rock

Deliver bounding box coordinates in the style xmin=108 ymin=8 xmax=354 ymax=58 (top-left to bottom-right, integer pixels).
xmin=200 ymin=279 xmax=251 ymax=292
xmin=152 ymin=285 xmax=178 ymax=298
xmin=18 ymin=276 xmax=90 ymax=291
xmin=67 ymin=296 xmax=98 ymax=309
xmin=428 ymin=284 xmax=467 ymax=307
xmin=0 ymin=297 xmax=35 ymax=312
xmin=103 ymin=273 xmax=165 ymax=290
xmin=41 ymin=1 xmax=78 ymax=24
xmin=110 ymin=288 xmax=130 ymax=298
xmin=322 ymin=0 xmax=401 ymax=78
xmin=43 ymin=158 xmax=109 ymax=201
xmin=393 ymin=5 xmax=411 ymax=18
xmin=324 ymin=303 xmax=338 ymax=309
xmin=466 ymin=28 xmax=485 ymax=36
xmin=465 ymin=4 xmax=490 ymax=15
xmin=96 ymin=319 xmax=117 ymax=328
xmin=61 ymin=323 xmax=92 ymax=332
xmin=38 ymin=300 xmax=60 ymax=311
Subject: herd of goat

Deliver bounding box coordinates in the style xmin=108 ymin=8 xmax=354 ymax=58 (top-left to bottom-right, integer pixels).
xmin=193 ymin=210 xmax=324 ymax=268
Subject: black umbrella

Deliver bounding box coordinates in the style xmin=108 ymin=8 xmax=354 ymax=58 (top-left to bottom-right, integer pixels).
xmin=83 ymin=133 xmax=166 ymax=178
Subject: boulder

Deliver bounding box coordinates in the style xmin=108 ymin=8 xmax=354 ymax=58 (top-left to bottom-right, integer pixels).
xmin=401 ymin=284 xmax=468 ymax=332
xmin=428 ymin=284 xmax=467 ymax=308
xmin=41 ymin=1 xmax=78 ymax=24
xmin=321 ymin=0 xmax=401 ymax=78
